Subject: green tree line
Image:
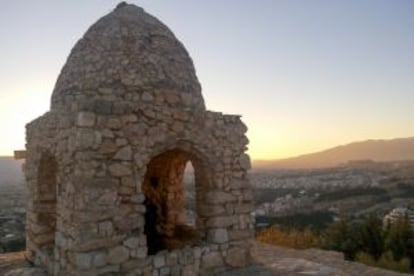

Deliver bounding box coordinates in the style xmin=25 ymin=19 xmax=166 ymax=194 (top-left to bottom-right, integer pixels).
xmin=257 ymin=213 xmax=414 ymax=273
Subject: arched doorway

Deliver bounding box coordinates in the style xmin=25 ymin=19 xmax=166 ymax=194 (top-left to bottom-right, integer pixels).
xmin=142 ymin=148 xmax=208 ymax=255
xmin=35 ymin=153 xmax=58 ymax=254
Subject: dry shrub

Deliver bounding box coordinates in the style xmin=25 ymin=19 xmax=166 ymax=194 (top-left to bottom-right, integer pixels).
xmin=256 ymin=226 xmax=320 ymax=249
xmin=356 ymin=251 xmax=411 ymax=273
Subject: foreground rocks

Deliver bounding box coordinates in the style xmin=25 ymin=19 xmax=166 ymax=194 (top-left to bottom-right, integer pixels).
xmin=2 ymin=242 xmax=411 ymax=275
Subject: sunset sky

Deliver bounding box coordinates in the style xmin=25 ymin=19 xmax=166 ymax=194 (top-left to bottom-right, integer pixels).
xmin=1 ymin=0 xmax=413 ymax=159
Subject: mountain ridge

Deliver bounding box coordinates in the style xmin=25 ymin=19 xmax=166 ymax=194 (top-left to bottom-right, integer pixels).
xmin=253 ymin=137 xmax=414 ymax=169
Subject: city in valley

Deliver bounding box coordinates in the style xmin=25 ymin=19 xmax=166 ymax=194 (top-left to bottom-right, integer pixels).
xmin=252 ymin=160 xmax=414 ymax=229
xmin=1 ymin=156 xmax=414 ymax=253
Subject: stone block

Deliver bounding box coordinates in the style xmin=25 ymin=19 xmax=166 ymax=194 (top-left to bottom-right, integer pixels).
xmin=134 ymin=246 xmax=147 ymax=258
xmin=97 ymin=264 xmax=120 ymax=274
xmin=182 ymin=264 xmax=197 ymax=276
xmin=228 ymin=229 xmax=253 ymax=241
xmin=160 ymin=266 xmax=170 ymax=276
xmin=55 ymin=231 xmax=67 ymax=248
xmin=198 ymin=204 xmax=226 ymax=217
xmin=205 ymin=191 xmax=236 ymax=204
xmin=114 ymin=213 xmax=144 ymax=231
xmin=114 ymin=145 xmax=133 ymax=160
xmin=235 ymin=203 xmax=253 ymax=214
xmin=225 ymin=247 xmax=246 ymax=267
xmin=166 ymin=251 xmax=178 ymax=265
xmin=108 ymin=245 xmax=130 ymax=265
xmin=77 ymin=112 xmax=96 ymax=127
xmin=75 ymin=252 xmax=93 ymax=270
xmin=99 ymin=139 xmax=117 ymax=154
xmin=107 ymin=118 xmax=122 ymax=129
xmin=121 ymin=258 xmax=150 ymax=272
xmin=93 ymin=251 xmax=108 ymax=267
xmin=94 ymin=99 xmax=113 ymax=114
xmin=124 ymin=237 xmax=140 ymax=249
xmin=98 ymin=221 xmax=113 ymax=236
xmin=116 ymin=137 xmax=128 ymax=146
xmin=142 ymin=92 xmax=154 ymax=102
xmin=238 ymin=153 xmax=251 ymax=170
xmin=109 ymin=163 xmax=132 ymax=177
xmin=201 ymin=251 xmax=223 ymax=268
xmin=130 ymin=193 xmax=145 ymax=203
xmin=153 ymin=254 xmax=166 ymax=268
xmin=206 ymin=216 xmax=236 ymax=228
xmin=75 ymin=129 xmax=96 ymax=149
xmin=207 ymin=228 xmax=228 ymax=244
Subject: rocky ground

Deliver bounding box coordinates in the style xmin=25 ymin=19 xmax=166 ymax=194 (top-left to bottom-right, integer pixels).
xmin=1 ymin=242 xmax=411 ymax=275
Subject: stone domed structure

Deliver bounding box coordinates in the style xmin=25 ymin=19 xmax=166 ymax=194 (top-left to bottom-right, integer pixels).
xmin=51 ymin=3 xmax=205 ymax=117
xmin=23 ymin=3 xmax=253 ymax=275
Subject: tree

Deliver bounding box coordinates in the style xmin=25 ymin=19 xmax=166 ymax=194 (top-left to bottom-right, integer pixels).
xmin=384 ymin=215 xmax=414 ymax=261
xmin=358 ymin=213 xmax=385 ymax=260
xmin=323 ymin=218 xmax=360 ymax=260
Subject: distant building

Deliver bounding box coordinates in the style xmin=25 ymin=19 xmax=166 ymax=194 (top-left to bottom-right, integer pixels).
xmin=383 ymin=207 xmax=414 ymax=228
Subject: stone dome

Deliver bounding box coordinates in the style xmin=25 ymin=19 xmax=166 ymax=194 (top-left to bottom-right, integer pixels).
xmin=51 ymin=3 xmax=205 ymax=113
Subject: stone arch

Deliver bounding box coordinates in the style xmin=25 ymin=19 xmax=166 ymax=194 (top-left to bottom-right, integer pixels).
xmin=34 ymin=152 xmax=58 ymax=252
xmin=142 ymin=143 xmax=212 ymax=255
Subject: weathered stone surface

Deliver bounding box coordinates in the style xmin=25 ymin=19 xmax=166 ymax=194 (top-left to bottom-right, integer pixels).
xmin=206 ymin=216 xmax=237 ymax=228
xmin=201 ymin=251 xmax=224 ymax=268
xmin=98 ymin=221 xmax=113 ymax=236
xmin=108 ymin=163 xmax=132 ymax=177
xmin=207 ymin=228 xmax=228 ymax=244
xmin=205 ymin=191 xmax=237 ymax=204
xmin=75 ymin=252 xmax=93 ymax=270
xmin=181 ymin=264 xmax=198 ymax=276
xmin=124 ymin=237 xmax=140 ymax=249
xmin=236 ymin=203 xmax=253 ymax=214
xmin=238 ymin=154 xmax=251 ymax=170
xmin=132 ymin=246 xmax=147 ymax=259
xmin=92 ymin=251 xmax=108 ymax=267
xmin=77 ymin=112 xmax=96 ymax=127
xmin=153 ymin=254 xmax=166 ymax=268
xmin=225 ymin=247 xmax=246 ymax=267
xmin=108 ymin=245 xmax=129 ymax=265
xmin=99 ymin=139 xmax=117 ymax=154
xmin=75 ymin=129 xmax=96 ymax=149
xmin=198 ymin=204 xmax=226 ymax=217
xmin=97 ymin=265 xmax=120 ymax=274
xmin=107 ymin=118 xmax=122 ymax=129
xmin=159 ymin=266 xmax=170 ymax=276
xmin=114 ymin=146 xmax=133 ymax=160
xmin=228 ymin=229 xmax=253 ymax=241
xmin=142 ymin=92 xmax=154 ymax=102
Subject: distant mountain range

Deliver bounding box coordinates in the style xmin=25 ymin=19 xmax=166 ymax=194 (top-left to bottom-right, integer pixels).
xmin=2 ymin=137 xmax=414 ymax=180
xmin=0 ymin=156 xmax=24 ymax=185
xmin=253 ymin=137 xmax=414 ymax=169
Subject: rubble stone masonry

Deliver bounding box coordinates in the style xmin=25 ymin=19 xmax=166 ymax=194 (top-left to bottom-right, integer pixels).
xmin=23 ymin=3 xmax=254 ymax=275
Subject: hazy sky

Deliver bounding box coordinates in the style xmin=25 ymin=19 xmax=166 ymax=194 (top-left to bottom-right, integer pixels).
xmin=1 ymin=0 xmax=413 ymax=159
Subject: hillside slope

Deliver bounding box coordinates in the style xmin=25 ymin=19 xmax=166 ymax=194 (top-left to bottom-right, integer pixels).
xmin=254 ymin=137 xmax=414 ymax=169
